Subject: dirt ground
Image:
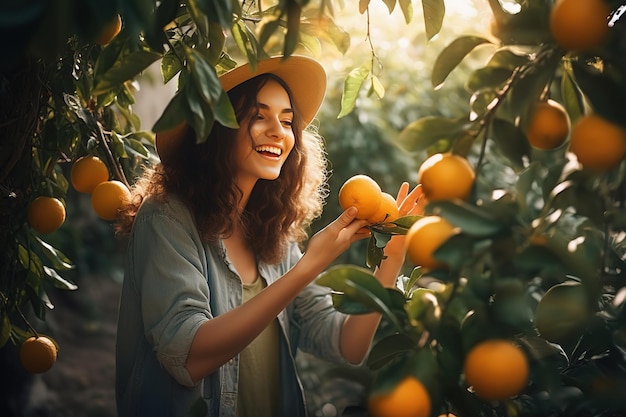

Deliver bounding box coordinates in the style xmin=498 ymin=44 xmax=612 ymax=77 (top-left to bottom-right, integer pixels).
xmin=36 ymin=273 xmax=121 ymax=417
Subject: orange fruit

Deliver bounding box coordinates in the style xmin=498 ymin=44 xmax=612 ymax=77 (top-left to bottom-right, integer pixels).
xmin=549 ymin=0 xmax=611 ymax=52
xmin=526 ymin=99 xmax=571 ymax=150
xmin=368 ymin=375 xmax=432 ymax=417
xmin=91 ymin=180 xmax=131 ymax=221
xmin=27 ymin=196 xmax=66 ymax=234
xmin=367 ymin=192 xmax=400 ymax=224
xmin=96 ymin=14 xmax=122 ymax=46
xmin=463 ymin=339 xmax=529 ymax=401
xmin=71 ymin=155 xmax=110 ymax=193
xmin=535 ymin=281 xmax=592 ymax=345
xmin=405 ymin=215 xmax=456 ymax=270
xmin=568 ymin=114 xmax=626 ymax=172
xmin=19 ymin=335 xmax=58 ymax=373
xmin=155 ymin=122 xmax=188 ymax=163
xmin=417 ymin=153 xmax=475 ymax=202
xmin=338 ymin=174 xmax=383 ymax=220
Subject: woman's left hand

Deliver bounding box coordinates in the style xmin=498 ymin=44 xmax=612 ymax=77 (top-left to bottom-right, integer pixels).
xmin=383 ymin=182 xmax=425 ymax=258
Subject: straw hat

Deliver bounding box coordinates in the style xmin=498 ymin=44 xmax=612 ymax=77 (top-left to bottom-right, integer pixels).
xmin=156 ymin=55 xmax=327 ymax=161
xmin=219 ymin=55 xmax=327 ymax=126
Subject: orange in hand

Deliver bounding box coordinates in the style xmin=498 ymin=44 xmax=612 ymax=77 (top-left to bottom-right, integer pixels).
xmin=338 ymin=174 xmax=383 ymax=220
xmin=367 ymin=192 xmax=400 ymax=224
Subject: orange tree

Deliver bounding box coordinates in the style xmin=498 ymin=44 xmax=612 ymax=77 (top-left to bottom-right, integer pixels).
xmin=315 ymin=1 xmax=626 ymax=417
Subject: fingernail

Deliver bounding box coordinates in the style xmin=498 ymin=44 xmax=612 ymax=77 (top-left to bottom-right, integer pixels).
xmin=347 ymin=206 xmax=357 ymax=216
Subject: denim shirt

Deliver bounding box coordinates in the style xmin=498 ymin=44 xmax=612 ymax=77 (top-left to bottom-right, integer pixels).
xmin=115 ymin=195 xmax=350 ymax=417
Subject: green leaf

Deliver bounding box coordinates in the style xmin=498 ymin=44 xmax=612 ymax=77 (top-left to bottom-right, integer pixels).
xmin=300 ymin=13 xmax=350 ymax=54
xmin=432 ymin=35 xmax=493 ymax=89
xmin=212 ymin=90 xmax=238 ymax=129
xmin=367 ymin=333 xmax=417 ymax=370
xmin=405 ymin=288 xmax=440 ymax=329
xmin=316 ymin=265 xmax=404 ymax=330
xmin=428 ymin=200 xmax=507 ymax=237
xmin=370 ymin=75 xmax=385 ymax=99
xmin=337 ymin=65 xmax=369 ymax=119
xmin=110 ymin=131 xmax=129 ymax=159
xmin=490 ymin=117 xmax=531 ymax=171
xmin=43 ymin=266 xmax=78 ymax=290
xmin=317 ymin=265 xmax=384 ymax=300
xmin=33 ymin=236 xmax=73 ymax=270
xmin=187 ymin=0 xmax=210 ymax=40
xmin=397 ymin=116 xmax=467 ymax=151
xmin=421 ymin=0 xmax=445 ymax=41
xmin=398 ymin=0 xmax=413 ymax=23
xmin=0 ymin=314 xmax=11 ymax=347
xmin=185 ymin=81 xmax=213 ymax=141
xmin=507 ymin=51 xmax=561 ymax=122
xmin=194 ymin=0 xmax=232 ymax=28
xmin=381 ymin=0 xmax=396 ymax=14
xmin=161 ymin=52 xmax=183 ymax=85
xmin=18 ymin=244 xmax=43 ymax=280
xmin=560 ymin=66 xmax=584 ymax=124
xmin=231 ymin=19 xmax=252 ymax=62
xmin=466 ymin=66 xmax=514 ymax=92
xmin=152 ymin=88 xmax=189 ymax=133
xmin=358 ymin=0 xmax=370 ymax=14
xmin=205 ymin=23 xmax=226 ymax=65
xmin=124 ymin=137 xmax=151 ymax=158
xmin=258 ymin=18 xmax=282 ymax=48
xmin=366 ymin=234 xmax=385 ymax=269
xmin=92 ymin=50 xmax=162 ymax=96
xmin=186 ymin=47 xmax=222 ymax=105
xmin=284 ymin=2 xmax=302 ymax=57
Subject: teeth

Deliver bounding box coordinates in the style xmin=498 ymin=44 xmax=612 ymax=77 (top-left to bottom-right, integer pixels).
xmin=255 ymin=145 xmax=282 ymax=156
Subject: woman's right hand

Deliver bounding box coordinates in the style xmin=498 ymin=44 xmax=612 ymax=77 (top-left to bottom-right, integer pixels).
xmin=302 ymin=207 xmax=370 ymax=275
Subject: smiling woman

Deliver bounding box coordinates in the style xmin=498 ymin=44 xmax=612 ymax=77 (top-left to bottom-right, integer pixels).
xmin=110 ymin=55 xmax=421 ymax=417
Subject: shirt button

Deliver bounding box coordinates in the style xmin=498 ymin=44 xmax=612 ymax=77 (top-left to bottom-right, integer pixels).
xmin=228 ymin=358 xmax=234 ymax=365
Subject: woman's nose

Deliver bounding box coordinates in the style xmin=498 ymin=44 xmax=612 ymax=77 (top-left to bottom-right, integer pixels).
xmin=266 ymin=118 xmax=286 ymax=139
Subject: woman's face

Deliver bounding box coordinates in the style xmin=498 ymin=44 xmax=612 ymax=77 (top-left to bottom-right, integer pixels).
xmin=233 ymin=79 xmax=296 ymax=188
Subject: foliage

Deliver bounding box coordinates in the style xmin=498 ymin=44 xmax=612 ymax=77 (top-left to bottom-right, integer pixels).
xmin=3 ymin=0 xmax=626 ymax=416
xmin=316 ymin=0 xmax=626 ymax=416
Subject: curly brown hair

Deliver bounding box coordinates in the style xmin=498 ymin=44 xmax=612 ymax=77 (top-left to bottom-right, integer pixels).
xmin=116 ymin=74 xmax=328 ymax=264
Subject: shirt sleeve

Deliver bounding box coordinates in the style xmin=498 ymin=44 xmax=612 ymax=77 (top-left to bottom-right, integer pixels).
xmin=130 ymin=205 xmax=211 ymax=386
xmin=286 ymin=243 xmax=350 ymax=364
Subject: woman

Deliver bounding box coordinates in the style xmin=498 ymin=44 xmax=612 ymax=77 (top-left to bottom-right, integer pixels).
xmin=114 ymin=55 xmax=423 ymax=417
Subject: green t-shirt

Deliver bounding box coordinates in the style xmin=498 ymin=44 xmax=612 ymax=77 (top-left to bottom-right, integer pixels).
xmin=236 ymin=277 xmax=281 ymax=417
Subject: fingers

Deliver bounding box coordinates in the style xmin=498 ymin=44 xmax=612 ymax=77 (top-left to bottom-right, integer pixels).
xmin=398 ymin=183 xmax=426 ymax=216
xmin=395 ymin=182 xmax=410 ymax=205
xmin=336 ymin=206 xmax=358 ymax=227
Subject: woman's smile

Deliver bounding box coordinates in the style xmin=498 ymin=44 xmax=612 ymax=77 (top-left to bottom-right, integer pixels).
xmin=233 ymin=79 xmax=295 ymax=190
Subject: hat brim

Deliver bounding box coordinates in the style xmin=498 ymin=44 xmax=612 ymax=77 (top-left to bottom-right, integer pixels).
xmin=219 ymin=55 xmax=327 ymax=126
